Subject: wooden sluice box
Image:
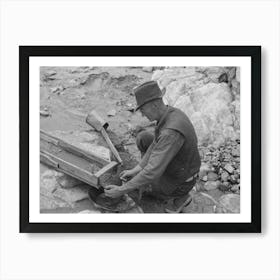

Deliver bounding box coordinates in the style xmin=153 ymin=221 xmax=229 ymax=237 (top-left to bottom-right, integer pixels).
xmin=40 ymin=130 xmax=119 ymax=188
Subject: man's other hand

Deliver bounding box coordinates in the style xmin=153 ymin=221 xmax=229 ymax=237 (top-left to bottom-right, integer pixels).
xmin=104 ymin=185 xmax=125 ymax=198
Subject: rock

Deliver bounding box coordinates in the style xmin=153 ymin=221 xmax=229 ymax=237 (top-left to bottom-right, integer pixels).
xmin=236 ymin=67 xmax=240 ymax=82
xmin=195 ymin=181 xmax=205 ymax=191
xmin=231 ymin=79 xmax=240 ymax=97
xmin=218 ymin=193 xmax=240 ymax=213
xmin=199 ymin=163 xmax=212 ymax=178
xmin=53 ymin=184 xmax=91 ymax=203
xmin=51 ymin=85 xmax=64 ymax=94
xmin=231 ymin=100 xmax=240 ymax=130
xmin=202 ymin=176 xmax=208 ymax=182
xmin=40 ymin=195 xmax=73 ymax=210
xmin=70 ymin=69 xmax=79 ymax=74
xmin=226 ymin=67 xmax=236 ymax=84
xmin=152 ymin=67 xmax=239 ymax=146
xmin=230 ymin=175 xmax=237 ymax=183
xmin=151 ymin=70 xmax=164 ymax=81
xmin=192 ymin=193 xmax=215 ymax=205
xmin=231 ymin=185 xmax=240 ymax=193
xmin=78 ymin=209 xmax=101 ymax=214
xmin=172 ymin=95 xmax=196 ymax=117
xmin=46 ymin=70 xmax=56 ymax=76
xmin=57 ymin=174 xmax=82 ymax=189
xmin=204 ymin=181 xmax=220 ymax=191
xmin=196 ymin=66 xmax=227 ymax=83
xmin=162 ymin=74 xmax=204 ymax=106
xmin=221 ymin=171 xmax=230 ymax=182
xmin=40 ymin=169 xmax=73 ymax=210
xmin=107 ymin=109 xmax=117 ymax=116
xmin=142 ymin=67 xmax=154 ymax=72
xmin=154 ymin=67 xmax=199 ymax=89
xmin=219 ymin=182 xmax=231 ymax=192
xmin=202 ymin=205 xmax=215 ymax=213
xmin=189 ymin=112 xmax=211 ymax=144
xmin=40 ymin=169 xmax=63 ymax=193
xmin=224 ymin=164 xmax=234 ymax=174
xmin=183 ymin=83 xmax=234 ymax=145
xmin=207 ymin=172 xmax=218 ymax=181
xmin=231 ymin=146 xmax=240 ymax=157
xmin=40 ymin=110 xmax=50 ymax=117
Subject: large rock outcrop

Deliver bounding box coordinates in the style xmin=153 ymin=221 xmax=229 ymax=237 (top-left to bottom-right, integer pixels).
xmin=152 ymin=67 xmax=240 ymax=146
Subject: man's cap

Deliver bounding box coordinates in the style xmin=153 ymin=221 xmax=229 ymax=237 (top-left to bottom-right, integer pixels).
xmin=134 ymin=81 xmax=163 ymax=111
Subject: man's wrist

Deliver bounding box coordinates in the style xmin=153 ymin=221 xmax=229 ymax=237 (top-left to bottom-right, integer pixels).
xmin=122 ymin=182 xmax=136 ymax=193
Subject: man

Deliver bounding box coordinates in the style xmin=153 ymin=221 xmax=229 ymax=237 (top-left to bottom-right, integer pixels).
xmin=104 ymin=80 xmax=201 ymax=212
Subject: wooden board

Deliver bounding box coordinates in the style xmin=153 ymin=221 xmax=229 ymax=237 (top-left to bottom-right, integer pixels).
xmin=40 ymin=130 xmax=119 ymax=188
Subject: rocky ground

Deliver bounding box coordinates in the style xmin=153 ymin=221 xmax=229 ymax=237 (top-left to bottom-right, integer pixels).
xmin=40 ymin=66 xmax=240 ymax=214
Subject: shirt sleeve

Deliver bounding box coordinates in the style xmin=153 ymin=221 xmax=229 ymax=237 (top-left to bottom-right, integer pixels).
xmin=125 ymin=129 xmax=185 ymax=190
xmin=138 ymin=140 xmax=156 ymax=168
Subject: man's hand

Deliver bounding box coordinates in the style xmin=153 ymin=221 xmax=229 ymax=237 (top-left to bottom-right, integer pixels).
xmin=120 ymin=165 xmax=142 ymax=181
xmin=104 ymin=185 xmax=126 ymax=198
xmin=119 ymin=170 xmax=134 ymax=182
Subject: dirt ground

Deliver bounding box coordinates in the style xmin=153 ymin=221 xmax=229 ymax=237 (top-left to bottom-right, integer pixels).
xmin=40 ymin=66 xmax=238 ymax=214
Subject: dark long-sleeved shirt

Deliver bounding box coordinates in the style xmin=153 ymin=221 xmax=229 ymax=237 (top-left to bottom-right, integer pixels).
xmin=125 ymin=128 xmax=185 ymax=190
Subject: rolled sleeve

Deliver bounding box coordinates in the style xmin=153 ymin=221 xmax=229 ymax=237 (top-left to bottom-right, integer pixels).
xmin=125 ymin=129 xmax=185 ymax=191
xmin=139 ymin=141 xmax=156 ymax=169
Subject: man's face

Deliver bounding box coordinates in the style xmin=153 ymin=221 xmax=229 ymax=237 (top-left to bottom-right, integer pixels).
xmin=139 ymin=102 xmax=155 ymax=121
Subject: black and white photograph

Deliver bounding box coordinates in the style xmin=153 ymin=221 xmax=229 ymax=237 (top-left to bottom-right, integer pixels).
xmin=20 ymin=46 xmax=260 ymax=232
xmin=39 ymin=65 xmax=241 ymax=215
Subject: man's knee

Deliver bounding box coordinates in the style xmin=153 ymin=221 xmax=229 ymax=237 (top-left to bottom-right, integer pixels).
xmin=136 ymin=130 xmax=154 ymax=154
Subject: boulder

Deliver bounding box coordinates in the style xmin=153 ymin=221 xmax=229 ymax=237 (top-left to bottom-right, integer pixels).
xmin=204 ymin=181 xmax=221 ymax=191
xmin=188 ymin=112 xmax=211 ymax=144
xmin=195 ymin=67 xmax=228 ymax=83
xmin=231 ymin=100 xmax=240 ymax=130
xmin=199 ymin=163 xmax=213 ymax=178
xmin=40 ymin=169 xmax=73 ymax=210
xmin=190 ymin=83 xmax=235 ymax=145
xmin=53 ymin=184 xmax=91 ymax=203
xmin=224 ymin=163 xmax=234 ymax=174
xmin=142 ymin=67 xmax=154 ymax=73
xmin=231 ymin=185 xmax=240 ymax=193
xmin=231 ymin=79 xmax=240 ymax=97
xmin=162 ymin=74 xmax=205 ymax=106
xmin=78 ymin=209 xmax=101 ymax=214
xmin=172 ymin=95 xmax=196 ymax=117
xmin=46 ymin=70 xmax=57 ymax=76
xmin=218 ymin=193 xmax=240 ymax=213
xmin=221 ymin=171 xmax=230 ymax=182
xmin=40 ymin=195 xmax=73 ymax=210
xmin=151 ymin=67 xmax=240 ymax=146
xmin=153 ymin=67 xmax=200 ymax=89
xmin=236 ymin=67 xmax=240 ymax=82
xmin=219 ymin=182 xmax=231 ymax=192
xmin=40 ymin=169 xmax=63 ymax=193
xmin=40 ymin=109 xmax=50 ymax=117
xmin=151 ymin=70 xmax=164 ymax=81
xmin=226 ymin=67 xmax=236 ymax=84
xmin=207 ymin=172 xmax=218 ymax=181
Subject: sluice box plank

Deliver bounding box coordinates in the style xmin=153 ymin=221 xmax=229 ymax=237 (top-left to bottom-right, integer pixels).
xmin=40 ymin=130 xmax=119 ymax=188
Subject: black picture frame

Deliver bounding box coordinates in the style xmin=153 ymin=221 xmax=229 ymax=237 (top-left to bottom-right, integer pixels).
xmin=20 ymin=46 xmax=261 ymax=233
